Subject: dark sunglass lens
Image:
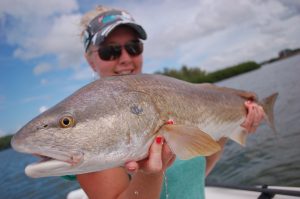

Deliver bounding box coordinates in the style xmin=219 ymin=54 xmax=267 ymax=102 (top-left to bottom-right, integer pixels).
xmin=98 ymin=45 xmax=121 ymax=61
xmin=125 ymin=41 xmax=143 ymax=56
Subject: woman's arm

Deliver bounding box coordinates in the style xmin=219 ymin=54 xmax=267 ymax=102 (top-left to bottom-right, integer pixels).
xmin=77 ymin=136 xmax=175 ymax=199
xmin=205 ymin=137 xmax=227 ymax=176
xmin=77 ymin=167 xmax=130 ymax=199
xmin=77 ymin=168 xmax=165 ymax=199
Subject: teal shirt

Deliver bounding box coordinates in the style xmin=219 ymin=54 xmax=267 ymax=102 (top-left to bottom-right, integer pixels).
xmin=61 ymin=175 xmax=76 ymax=181
xmin=62 ymin=157 xmax=206 ymax=199
xmin=160 ymin=156 xmax=206 ymax=199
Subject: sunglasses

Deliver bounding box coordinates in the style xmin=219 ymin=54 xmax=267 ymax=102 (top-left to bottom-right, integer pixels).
xmin=97 ymin=40 xmax=143 ymax=61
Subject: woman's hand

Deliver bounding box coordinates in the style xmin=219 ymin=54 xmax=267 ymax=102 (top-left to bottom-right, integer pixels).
xmin=242 ymin=101 xmax=265 ymax=133
xmin=125 ymin=136 xmax=176 ymax=175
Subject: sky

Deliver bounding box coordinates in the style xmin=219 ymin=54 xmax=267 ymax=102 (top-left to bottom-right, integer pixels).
xmin=1 ymin=0 xmax=300 ymax=136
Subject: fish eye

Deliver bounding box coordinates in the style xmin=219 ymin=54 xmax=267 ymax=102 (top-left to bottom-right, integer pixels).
xmin=59 ymin=116 xmax=75 ymax=128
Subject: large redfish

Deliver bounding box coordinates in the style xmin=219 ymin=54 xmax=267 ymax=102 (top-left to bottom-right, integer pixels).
xmin=11 ymin=74 xmax=278 ymax=178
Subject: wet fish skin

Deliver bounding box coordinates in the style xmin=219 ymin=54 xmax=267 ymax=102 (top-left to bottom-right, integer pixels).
xmin=11 ymin=74 xmax=278 ymax=178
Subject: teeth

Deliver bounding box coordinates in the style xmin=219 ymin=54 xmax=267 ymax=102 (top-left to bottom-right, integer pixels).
xmin=33 ymin=154 xmax=54 ymax=162
xmin=38 ymin=155 xmax=53 ymax=163
xmin=118 ymin=70 xmax=132 ymax=75
xmin=39 ymin=157 xmax=52 ymax=163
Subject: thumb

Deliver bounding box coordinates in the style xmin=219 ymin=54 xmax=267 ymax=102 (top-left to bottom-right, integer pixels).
xmin=147 ymin=136 xmax=164 ymax=173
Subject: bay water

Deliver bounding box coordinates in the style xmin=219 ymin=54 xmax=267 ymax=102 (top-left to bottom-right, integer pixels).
xmin=206 ymin=55 xmax=300 ymax=186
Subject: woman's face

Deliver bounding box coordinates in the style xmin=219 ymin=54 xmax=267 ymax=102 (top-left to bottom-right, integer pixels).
xmin=86 ymin=26 xmax=143 ymax=78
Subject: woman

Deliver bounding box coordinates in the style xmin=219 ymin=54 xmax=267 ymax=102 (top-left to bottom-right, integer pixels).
xmin=73 ymin=5 xmax=264 ymax=199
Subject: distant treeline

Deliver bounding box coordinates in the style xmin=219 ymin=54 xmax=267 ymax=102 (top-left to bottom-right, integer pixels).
xmin=0 ymin=61 xmax=260 ymax=151
xmin=0 ymin=135 xmax=13 ymax=150
xmin=156 ymin=61 xmax=261 ymax=83
xmin=260 ymin=47 xmax=300 ymax=65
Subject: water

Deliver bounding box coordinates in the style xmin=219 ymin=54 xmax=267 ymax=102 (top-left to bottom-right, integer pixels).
xmin=1 ymin=55 xmax=300 ymax=198
xmin=206 ymin=55 xmax=300 ymax=187
xmin=0 ymin=150 xmax=79 ymax=198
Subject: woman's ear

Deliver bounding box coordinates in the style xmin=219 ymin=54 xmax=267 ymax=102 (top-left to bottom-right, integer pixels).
xmin=85 ymin=53 xmax=96 ymax=72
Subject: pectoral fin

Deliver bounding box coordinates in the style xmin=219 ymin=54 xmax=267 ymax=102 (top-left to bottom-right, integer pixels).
xmin=159 ymin=124 xmax=221 ymax=160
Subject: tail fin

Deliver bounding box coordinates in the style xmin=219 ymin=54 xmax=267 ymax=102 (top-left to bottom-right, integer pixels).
xmin=260 ymin=92 xmax=278 ymax=133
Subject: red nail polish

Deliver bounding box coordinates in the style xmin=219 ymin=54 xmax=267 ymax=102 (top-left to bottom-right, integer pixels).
xmin=166 ymin=119 xmax=174 ymax=125
xmin=156 ymin=136 xmax=162 ymax=144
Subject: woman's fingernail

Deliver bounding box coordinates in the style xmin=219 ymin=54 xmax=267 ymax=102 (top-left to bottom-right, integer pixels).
xmin=166 ymin=119 xmax=174 ymax=125
xmin=156 ymin=136 xmax=163 ymax=144
xmin=128 ymin=167 xmax=136 ymax=171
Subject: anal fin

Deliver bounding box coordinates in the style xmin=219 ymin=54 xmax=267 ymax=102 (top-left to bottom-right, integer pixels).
xmin=159 ymin=124 xmax=221 ymax=160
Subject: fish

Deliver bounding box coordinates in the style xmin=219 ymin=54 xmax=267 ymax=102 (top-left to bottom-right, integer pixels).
xmin=11 ymin=74 xmax=278 ymax=178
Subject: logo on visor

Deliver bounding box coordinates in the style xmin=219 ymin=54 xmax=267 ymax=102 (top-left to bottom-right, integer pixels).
xmin=102 ymin=15 xmax=117 ymax=24
xmin=98 ymin=11 xmax=134 ymax=25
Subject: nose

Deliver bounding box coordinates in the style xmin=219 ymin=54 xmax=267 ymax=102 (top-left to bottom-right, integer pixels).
xmin=119 ymin=47 xmax=132 ymax=64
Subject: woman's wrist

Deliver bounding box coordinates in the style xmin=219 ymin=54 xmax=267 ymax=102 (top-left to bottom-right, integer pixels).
xmin=118 ymin=169 xmax=164 ymax=199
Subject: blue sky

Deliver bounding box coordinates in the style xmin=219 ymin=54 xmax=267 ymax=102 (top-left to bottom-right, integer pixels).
xmin=1 ymin=0 xmax=300 ymax=136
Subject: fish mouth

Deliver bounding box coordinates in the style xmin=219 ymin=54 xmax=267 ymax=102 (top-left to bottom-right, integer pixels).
xmin=24 ymin=150 xmax=84 ymax=178
xmin=11 ymin=135 xmax=84 ymax=177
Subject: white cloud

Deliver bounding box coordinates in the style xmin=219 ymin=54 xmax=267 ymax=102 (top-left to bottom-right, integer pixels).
xmin=34 ymin=63 xmax=52 ymax=75
xmin=39 ymin=106 xmax=48 ymax=113
xmin=1 ymin=0 xmax=300 ymax=74
xmin=37 ymin=14 xmax=83 ymax=68
xmin=11 ymin=13 xmax=84 ymax=69
xmin=0 ymin=0 xmax=78 ymax=47
xmin=0 ymin=0 xmax=78 ymax=18
xmin=0 ymin=0 xmax=83 ymax=73
xmin=126 ymin=0 xmax=300 ymax=72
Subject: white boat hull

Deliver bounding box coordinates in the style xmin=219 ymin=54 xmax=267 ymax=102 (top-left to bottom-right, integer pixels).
xmin=205 ymin=186 xmax=300 ymax=199
xmin=67 ymin=186 xmax=300 ymax=199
